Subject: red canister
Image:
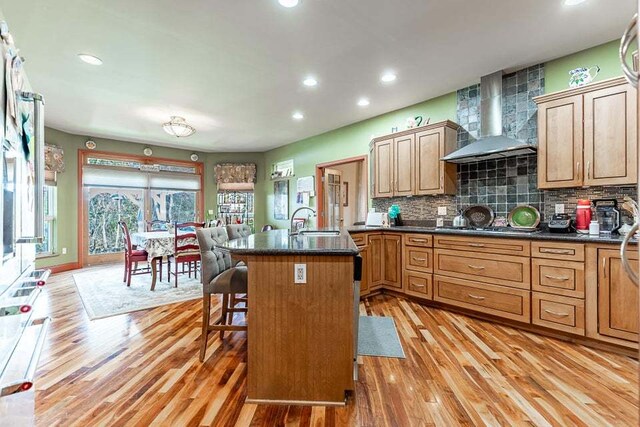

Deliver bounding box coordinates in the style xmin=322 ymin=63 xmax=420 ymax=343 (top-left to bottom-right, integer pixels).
xmin=575 ymin=199 xmax=592 ymax=234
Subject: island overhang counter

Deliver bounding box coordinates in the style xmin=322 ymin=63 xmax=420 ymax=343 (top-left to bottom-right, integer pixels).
xmin=215 ymin=229 xmax=360 ymax=405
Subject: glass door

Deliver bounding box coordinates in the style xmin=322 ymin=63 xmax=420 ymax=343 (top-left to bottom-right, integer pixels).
xmin=151 ymin=190 xmax=197 ymax=224
xmin=84 ymin=187 xmax=145 ymax=265
xmin=324 ymin=168 xmax=343 ymax=229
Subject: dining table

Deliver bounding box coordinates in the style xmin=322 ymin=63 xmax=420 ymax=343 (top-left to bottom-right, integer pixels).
xmin=130 ymin=231 xmax=199 ymax=290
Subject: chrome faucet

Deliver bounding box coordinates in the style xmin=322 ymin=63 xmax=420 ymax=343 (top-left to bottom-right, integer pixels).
xmin=290 ymin=206 xmax=316 ymax=234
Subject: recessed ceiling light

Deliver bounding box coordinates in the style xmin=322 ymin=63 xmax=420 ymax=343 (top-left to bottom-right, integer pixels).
xmin=563 ymin=0 xmax=586 ymax=5
xmin=292 ymin=111 xmax=304 ymax=120
xmin=278 ymin=0 xmax=299 ymax=7
xmin=357 ymin=98 xmax=370 ymax=107
xmin=78 ymin=53 xmax=103 ymax=65
xmin=380 ymin=72 xmax=397 ymax=83
xmin=303 ymin=76 xmax=317 ymax=87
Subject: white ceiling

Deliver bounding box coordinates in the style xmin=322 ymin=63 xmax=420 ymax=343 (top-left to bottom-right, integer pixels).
xmin=0 ymin=0 xmax=635 ymax=152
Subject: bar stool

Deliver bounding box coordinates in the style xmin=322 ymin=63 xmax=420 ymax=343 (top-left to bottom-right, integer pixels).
xmin=196 ymin=227 xmax=248 ymax=361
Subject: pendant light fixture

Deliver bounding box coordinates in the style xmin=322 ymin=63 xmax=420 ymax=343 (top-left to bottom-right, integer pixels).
xmin=162 ymin=116 xmax=196 ymax=138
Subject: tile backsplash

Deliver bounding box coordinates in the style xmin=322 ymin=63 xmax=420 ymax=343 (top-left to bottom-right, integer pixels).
xmin=371 ymin=63 xmax=637 ymax=225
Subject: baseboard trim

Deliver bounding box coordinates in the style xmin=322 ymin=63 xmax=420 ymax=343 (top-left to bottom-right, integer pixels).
xmin=48 ymin=262 xmax=82 ymax=274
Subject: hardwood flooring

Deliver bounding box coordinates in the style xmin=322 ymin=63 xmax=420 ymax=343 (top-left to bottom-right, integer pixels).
xmin=33 ymin=267 xmax=638 ymax=426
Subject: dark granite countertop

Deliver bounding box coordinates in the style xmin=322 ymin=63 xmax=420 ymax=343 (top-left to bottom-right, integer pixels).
xmin=216 ymin=229 xmax=360 ymax=255
xmin=346 ymin=225 xmax=636 ymax=245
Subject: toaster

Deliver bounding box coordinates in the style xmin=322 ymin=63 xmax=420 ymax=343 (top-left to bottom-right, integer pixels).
xmin=548 ymin=213 xmax=573 ymax=233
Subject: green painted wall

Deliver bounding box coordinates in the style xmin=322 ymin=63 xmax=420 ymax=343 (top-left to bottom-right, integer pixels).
xmin=36 ymin=127 xmax=265 ymax=268
xmin=263 ymin=92 xmax=457 ymax=229
xmin=545 ymin=39 xmax=631 ymax=93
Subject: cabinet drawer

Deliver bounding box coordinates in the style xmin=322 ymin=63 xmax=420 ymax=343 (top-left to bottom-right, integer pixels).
xmin=434 ymin=249 xmax=530 ymax=290
xmin=434 ymin=275 xmax=530 ymax=323
xmin=404 ymin=234 xmax=432 ymax=247
xmin=404 ymin=247 xmax=433 ymax=273
xmin=531 ymin=241 xmax=584 ymax=261
xmin=350 ymin=233 xmax=367 ymax=247
xmin=532 ymin=293 xmax=585 ymax=336
xmin=434 ymin=235 xmax=530 ymax=256
xmin=404 ymin=271 xmax=432 ymax=299
xmin=532 ymin=259 xmax=584 ymax=298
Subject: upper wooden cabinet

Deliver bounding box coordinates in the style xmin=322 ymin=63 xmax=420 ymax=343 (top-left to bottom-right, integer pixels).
xmin=534 ymin=77 xmax=637 ymax=189
xmin=371 ymin=120 xmax=459 ymax=198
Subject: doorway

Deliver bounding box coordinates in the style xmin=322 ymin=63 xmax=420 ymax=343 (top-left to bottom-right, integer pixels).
xmin=315 ymin=156 xmax=368 ymax=228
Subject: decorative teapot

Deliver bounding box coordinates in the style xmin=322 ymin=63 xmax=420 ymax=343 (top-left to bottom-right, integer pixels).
xmin=568 ymin=65 xmax=600 ymax=88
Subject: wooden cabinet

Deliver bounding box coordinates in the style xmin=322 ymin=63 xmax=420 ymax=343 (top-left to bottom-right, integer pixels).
xmin=372 ymin=139 xmax=393 ymax=198
xmin=368 ymin=234 xmax=384 ymax=288
xmin=596 ymin=248 xmax=638 ymax=342
xmin=583 ymin=83 xmax=637 ymax=186
xmin=532 ymin=292 xmax=585 ymax=336
xmin=414 ymin=126 xmax=457 ymax=195
xmin=382 ymin=234 xmax=402 ymax=288
xmin=532 ymin=258 xmax=585 ymax=298
xmin=359 ymin=244 xmax=370 ymax=296
xmin=404 ymin=270 xmax=432 ymax=299
xmin=393 ymin=134 xmax=414 ymax=196
xmin=370 ymin=120 xmax=459 ymax=198
xmin=535 ymin=77 xmax=637 ymax=189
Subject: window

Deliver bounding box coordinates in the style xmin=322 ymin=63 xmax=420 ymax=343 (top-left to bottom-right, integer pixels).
xmin=36 ymin=185 xmax=56 ymax=256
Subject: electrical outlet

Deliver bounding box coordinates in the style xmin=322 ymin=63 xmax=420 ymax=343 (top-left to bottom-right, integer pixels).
xmin=437 ymin=206 xmax=447 ymax=216
xmin=208 ymin=209 xmax=214 ymax=215
xmin=436 ymin=218 xmax=444 ymax=227
xmin=294 ymin=264 xmax=307 ymax=284
xmin=555 ymin=204 xmax=565 ymax=214
xmin=62 ymin=247 xmax=67 ymax=255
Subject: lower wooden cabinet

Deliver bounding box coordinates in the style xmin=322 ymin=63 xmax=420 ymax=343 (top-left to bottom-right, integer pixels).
xmin=532 ymin=292 xmax=585 ymax=336
xmin=382 ymin=234 xmax=402 ymax=288
xmin=404 ymin=270 xmax=432 ymax=299
xmin=368 ymin=234 xmax=384 ymax=289
xmin=532 ymin=258 xmax=585 ymax=298
xmin=433 ymin=275 xmax=530 ymax=323
xmin=358 ymin=244 xmax=370 ymax=296
xmin=596 ymin=248 xmax=638 ymax=343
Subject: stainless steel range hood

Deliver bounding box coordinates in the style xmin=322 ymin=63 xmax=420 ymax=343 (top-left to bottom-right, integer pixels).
xmin=442 ymin=71 xmax=537 ymax=164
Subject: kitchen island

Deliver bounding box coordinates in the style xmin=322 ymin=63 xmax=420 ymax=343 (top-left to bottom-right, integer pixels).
xmin=215 ymin=229 xmax=360 ymax=405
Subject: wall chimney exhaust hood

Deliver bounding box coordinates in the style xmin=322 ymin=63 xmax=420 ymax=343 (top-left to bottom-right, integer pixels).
xmin=441 ymin=71 xmax=537 ymax=164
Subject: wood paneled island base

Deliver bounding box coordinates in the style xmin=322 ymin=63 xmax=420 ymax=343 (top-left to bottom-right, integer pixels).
xmin=215 ymin=230 xmax=360 ymax=405
xmin=246 ymin=254 xmax=355 ymax=405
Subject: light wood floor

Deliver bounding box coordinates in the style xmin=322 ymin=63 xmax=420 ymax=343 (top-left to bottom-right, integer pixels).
xmin=33 ymin=267 xmax=638 ymax=426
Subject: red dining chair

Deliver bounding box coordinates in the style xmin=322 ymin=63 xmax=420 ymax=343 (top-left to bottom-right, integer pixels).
xmin=118 ymin=221 xmax=151 ymax=287
xmin=169 ymin=222 xmax=205 ymax=287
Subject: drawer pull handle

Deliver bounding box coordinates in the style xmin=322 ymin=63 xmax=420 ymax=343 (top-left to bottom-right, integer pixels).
xmin=469 ymin=243 xmax=485 ymax=248
xmin=544 ymin=309 xmax=570 ymax=318
xmin=411 ymin=283 xmax=425 ymax=288
xmin=468 ymin=294 xmax=485 ymax=300
xmin=544 ymin=275 xmax=569 ymax=281
xmin=411 ymin=238 xmax=428 ymax=243
xmin=412 ymin=257 xmax=427 ymax=262
xmin=541 ymin=248 xmax=572 ymax=255
xmin=467 ymin=264 xmax=485 ymax=270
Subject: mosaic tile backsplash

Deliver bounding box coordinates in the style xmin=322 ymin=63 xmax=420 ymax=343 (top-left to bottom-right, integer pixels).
xmin=371 ymin=63 xmax=637 ymax=225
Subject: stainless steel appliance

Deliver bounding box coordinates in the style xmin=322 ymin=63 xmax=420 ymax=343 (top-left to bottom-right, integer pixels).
xmin=592 ymin=199 xmax=621 ymax=234
xmin=547 ymin=213 xmax=573 ymax=233
xmin=0 ymin=21 xmax=50 ymax=425
xmin=452 ymin=210 xmax=468 ymax=228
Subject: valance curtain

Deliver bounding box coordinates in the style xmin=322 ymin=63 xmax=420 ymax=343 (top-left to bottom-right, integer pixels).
xmin=215 ymin=163 xmax=257 ymax=190
xmin=44 ymin=144 xmax=64 ymax=185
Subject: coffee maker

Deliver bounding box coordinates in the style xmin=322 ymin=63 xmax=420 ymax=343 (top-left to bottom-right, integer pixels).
xmin=592 ymin=199 xmax=621 ymax=234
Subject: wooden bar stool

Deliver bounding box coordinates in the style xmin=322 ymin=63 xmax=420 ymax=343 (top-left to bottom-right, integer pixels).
xmin=196 ymin=227 xmax=248 ymax=361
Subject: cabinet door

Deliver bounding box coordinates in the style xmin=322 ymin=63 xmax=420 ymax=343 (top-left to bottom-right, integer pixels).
xmin=537 ymin=95 xmax=583 ymax=189
xmin=598 ymin=249 xmax=638 ymax=342
xmin=584 ymin=83 xmax=637 ymax=186
xmin=383 ymin=234 xmax=402 ymax=288
xmin=414 ymin=128 xmax=444 ymax=195
xmin=359 ymin=245 xmax=370 ymax=296
xmin=368 ymin=234 xmax=384 ymax=287
xmin=373 ymin=139 xmax=393 ymax=198
xmin=393 ymin=134 xmax=414 ymax=196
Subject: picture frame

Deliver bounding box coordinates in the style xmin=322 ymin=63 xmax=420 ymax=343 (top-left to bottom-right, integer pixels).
xmin=274 ymin=180 xmax=289 ymax=220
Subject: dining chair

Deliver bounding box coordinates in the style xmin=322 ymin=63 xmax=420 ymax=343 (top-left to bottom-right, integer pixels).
xmin=169 ymin=221 xmax=206 ymax=287
xmin=226 ymin=224 xmax=252 ymax=240
xmin=118 ymin=221 xmax=151 ymax=287
xmin=196 ymin=227 xmax=248 ymax=361
xmin=261 ymin=224 xmax=274 ymax=232
xmin=146 ymin=220 xmax=170 ymax=232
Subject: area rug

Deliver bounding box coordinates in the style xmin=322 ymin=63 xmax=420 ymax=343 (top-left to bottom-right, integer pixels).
xmin=73 ymin=265 xmax=202 ymax=320
xmin=358 ymin=316 xmax=405 ymax=358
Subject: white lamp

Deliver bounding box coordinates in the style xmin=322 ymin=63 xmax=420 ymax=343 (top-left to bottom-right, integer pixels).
xmin=162 ymin=116 xmax=196 ymax=138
